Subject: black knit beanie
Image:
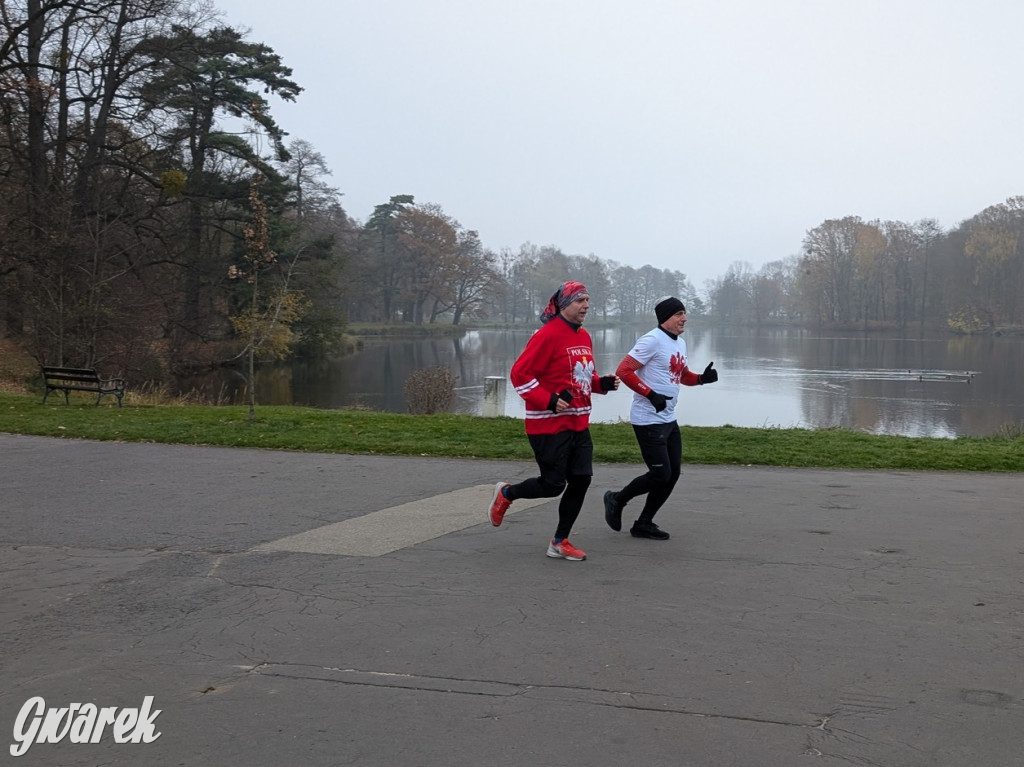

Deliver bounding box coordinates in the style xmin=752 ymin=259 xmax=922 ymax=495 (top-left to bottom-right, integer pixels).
xmin=655 ymin=296 xmax=686 ymax=324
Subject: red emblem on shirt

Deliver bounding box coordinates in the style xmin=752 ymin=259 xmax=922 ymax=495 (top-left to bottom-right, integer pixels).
xmin=669 ymin=352 xmax=685 ymax=384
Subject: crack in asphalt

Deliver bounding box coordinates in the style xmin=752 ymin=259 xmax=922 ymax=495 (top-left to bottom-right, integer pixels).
xmin=248 ymin=661 xmax=822 ymax=730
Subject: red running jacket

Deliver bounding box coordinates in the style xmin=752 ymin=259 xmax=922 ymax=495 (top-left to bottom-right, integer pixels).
xmin=510 ymin=316 xmax=608 ymax=435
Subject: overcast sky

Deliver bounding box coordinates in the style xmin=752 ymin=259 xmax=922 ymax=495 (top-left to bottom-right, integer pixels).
xmin=211 ymin=0 xmax=1024 ymax=290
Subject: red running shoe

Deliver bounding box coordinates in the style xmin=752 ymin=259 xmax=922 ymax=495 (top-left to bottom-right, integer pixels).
xmin=546 ymin=538 xmax=587 ymax=561
xmin=488 ymin=482 xmax=511 ymax=527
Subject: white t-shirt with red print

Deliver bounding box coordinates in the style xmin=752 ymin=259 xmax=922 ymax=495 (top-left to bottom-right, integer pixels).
xmin=624 ymin=327 xmax=701 ymax=425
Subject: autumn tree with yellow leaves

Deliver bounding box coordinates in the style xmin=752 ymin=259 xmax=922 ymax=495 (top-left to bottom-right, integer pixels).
xmin=229 ymin=171 xmax=309 ymax=421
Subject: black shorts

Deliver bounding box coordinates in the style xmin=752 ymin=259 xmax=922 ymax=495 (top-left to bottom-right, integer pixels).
xmin=527 ymin=429 xmax=594 ymax=485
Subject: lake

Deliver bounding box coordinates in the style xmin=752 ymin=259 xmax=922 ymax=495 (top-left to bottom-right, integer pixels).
xmin=185 ymin=327 xmax=1024 ymax=438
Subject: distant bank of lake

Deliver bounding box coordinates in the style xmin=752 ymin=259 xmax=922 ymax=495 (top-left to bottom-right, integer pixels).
xmin=178 ymin=327 xmax=1024 ymax=438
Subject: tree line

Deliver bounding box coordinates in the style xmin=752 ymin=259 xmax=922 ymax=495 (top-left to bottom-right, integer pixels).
xmin=0 ymin=0 xmax=699 ymax=384
xmin=348 ymin=197 xmax=701 ymax=329
xmin=2 ymin=1 xmax=1020 ymax=392
xmin=706 ymin=200 xmax=1024 ymax=333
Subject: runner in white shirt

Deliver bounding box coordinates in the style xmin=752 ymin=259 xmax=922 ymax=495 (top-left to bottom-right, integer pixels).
xmin=603 ymin=297 xmax=718 ymax=539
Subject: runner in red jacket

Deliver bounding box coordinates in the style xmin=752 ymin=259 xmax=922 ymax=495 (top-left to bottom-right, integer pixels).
xmin=486 ymin=281 xmax=619 ymax=561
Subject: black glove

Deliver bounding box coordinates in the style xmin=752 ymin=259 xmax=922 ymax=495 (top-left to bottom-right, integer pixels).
xmin=599 ymin=375 xmax=617 ymax=392
xmin=699 ymin=361 xmax=718 ymax=385
xmin=548 ymin=388 xmax=574 ymax=412
xmin=645 ymin=390 xmax=672 ymax=412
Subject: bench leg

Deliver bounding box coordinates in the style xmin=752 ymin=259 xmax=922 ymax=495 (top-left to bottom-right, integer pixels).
xmin=42 ymin=388 xmax=71 ymax=405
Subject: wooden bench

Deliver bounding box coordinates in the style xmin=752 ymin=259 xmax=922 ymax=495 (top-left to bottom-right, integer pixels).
xmin=41 ymin=366 xmax=126 ymax=407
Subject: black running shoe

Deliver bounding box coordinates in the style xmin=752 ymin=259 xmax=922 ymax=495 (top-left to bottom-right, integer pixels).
xmin=603 ymin=491 xmax=623 ymax=532
xmin=630 ymin=521 xmax=670 ymax=540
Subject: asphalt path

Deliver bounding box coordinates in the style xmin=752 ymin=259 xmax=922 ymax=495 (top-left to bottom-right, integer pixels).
xmin=1 ymin=433 xmax=1022 ymax=766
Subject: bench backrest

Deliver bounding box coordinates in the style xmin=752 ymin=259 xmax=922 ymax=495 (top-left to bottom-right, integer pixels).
xmin=43 ymin=367 xmax=101 ymax=384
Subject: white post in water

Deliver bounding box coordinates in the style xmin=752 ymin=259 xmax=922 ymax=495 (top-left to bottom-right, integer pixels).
xmin=482 ymin=376 xmax=507 ymax=417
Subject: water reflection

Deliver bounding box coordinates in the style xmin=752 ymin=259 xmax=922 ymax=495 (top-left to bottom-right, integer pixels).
xmin=178 ymin=327 xmax=1024 ymax=438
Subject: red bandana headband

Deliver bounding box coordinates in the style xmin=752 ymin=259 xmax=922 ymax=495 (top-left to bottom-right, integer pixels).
xmin=540 ymin=281 xmax=588 ymax=324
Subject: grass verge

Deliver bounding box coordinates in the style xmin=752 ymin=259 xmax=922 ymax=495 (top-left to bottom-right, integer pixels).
xmin=1 ymin=392 xmax=1021 ymax=472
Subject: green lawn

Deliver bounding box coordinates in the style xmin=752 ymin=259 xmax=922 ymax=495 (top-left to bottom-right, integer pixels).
xmin=1 ymin=393 xmax=1021 ymax=472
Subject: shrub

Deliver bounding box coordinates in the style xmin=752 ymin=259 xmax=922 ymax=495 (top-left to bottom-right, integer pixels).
xmin=404 ymin=366 xmax=455 ymax=414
